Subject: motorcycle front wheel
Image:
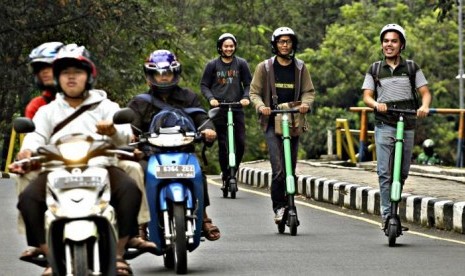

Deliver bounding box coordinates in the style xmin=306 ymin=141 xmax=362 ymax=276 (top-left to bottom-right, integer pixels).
xmin=173 ymin=203 xmax=187 ymax=274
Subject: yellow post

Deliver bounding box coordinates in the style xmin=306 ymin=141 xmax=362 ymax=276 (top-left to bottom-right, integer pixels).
xmin=5 ymin=128 xmax=17 ymax=173
xmin=335 ymin=118 xmax=357 ymax=163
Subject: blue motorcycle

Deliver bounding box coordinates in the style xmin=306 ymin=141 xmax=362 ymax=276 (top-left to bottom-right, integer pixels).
xmin=130 ymin=107 xmax=219 ymax=274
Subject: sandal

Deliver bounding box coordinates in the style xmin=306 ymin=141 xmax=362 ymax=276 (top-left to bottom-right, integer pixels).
xmin=116 ymin=258 xmax=133 ymax=276
xmin=19 ymin=247 xmax=48 ymax=267
xmin=124 ymin=236 xmax=157 ymax=260
xmin=203 ymin=218 xmax=221 ymax=241
xmin=41 ymin=266 xmax=52 ymax=276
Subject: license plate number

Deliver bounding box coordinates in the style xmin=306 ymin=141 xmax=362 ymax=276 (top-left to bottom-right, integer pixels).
xmin=54 ymin=176 xmax=102 ymax=189
xmin=155 ymin=165 xmax=195 ymax=179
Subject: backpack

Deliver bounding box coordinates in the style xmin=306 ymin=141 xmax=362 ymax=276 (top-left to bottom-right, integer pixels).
xmin=371 ymin=60 xmax=420 ymax=109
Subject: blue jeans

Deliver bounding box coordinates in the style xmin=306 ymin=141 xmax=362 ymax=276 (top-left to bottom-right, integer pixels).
xmin=375 ymin=123 xmax=414 ymax=220
xmin=265 ymin=124 xmax=299 ymax=212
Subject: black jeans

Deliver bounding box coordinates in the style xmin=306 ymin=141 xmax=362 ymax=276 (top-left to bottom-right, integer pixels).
xmin=264 ymin=124 xmax=299 ymax=212
xmin=17 ymin=166 xmax=141 ymax=247
xmin=214 ymin=109 xmax=246 ymax=181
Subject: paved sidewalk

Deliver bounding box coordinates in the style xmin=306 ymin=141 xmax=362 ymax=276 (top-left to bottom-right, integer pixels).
xmin=238 ymin=160 xmax=465 ymax=234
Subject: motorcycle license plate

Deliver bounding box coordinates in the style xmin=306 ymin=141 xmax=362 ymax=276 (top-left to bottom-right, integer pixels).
xmin=54 ymin=176 xmax=102 ymax=189
xmin=155 ymin=165 xmax=195 ymax=179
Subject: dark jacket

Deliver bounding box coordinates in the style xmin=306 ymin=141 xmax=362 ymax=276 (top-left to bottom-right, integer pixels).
xmin=127 ymin=86 xmax=215 ymax=134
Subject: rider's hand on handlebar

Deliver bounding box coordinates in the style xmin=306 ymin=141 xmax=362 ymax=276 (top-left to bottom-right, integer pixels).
xmin=16 ymin=149 xmax=32 ymax=161
xmin=240 ymin=99 xmax=250 ymax=107
xmin=374 ymin=102 xmax=387 ymax=113
xmin=201 ymin=129 xmax=217 ymax=142
xmin=96 ymin=120 xmax=117 ymax=136
xmin=210 ymin=99 xmax=219 ymax=107
xmin=299 ymin=103 xmax=310 ymax=114
xmin=417 ymin=105 xmax=429 ymax=118
xmin=259 ymin=106 xmax=271 ymax=116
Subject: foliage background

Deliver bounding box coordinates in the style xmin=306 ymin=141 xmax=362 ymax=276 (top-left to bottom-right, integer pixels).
xmin=0 ymin=0 xmax=462 ymax=172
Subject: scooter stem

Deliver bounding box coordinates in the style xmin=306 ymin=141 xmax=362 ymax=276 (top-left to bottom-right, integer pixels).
xmin=227 ymin=106 xmax=236 ymax=168
xmin=391 ymin=116 xmax=405 ymax=202
xmin=282 ymin=113 xmax=295 ymax=195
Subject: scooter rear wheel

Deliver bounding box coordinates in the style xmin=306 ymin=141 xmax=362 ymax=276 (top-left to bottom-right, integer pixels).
xmin=222 ymin=187 xmax=228 ymax=198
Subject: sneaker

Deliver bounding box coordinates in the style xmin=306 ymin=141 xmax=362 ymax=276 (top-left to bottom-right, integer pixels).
xmin=274 ymin=207 xmax=286 ymax=224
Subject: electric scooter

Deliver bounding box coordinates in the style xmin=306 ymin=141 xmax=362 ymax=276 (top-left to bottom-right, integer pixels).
xmin=270 ymin=108 xmax=301 ymax=236
xmin=383 ymin=107 xmax=417 ymax=246
xmin=218 ymin=102 xmax=243 ymax=199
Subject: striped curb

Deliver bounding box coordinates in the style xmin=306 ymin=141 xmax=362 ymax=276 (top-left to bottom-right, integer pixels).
xmin=238 ymin=166 xmax=465 ymax=234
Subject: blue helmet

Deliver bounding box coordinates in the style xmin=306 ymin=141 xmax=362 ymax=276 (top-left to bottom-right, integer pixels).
xmin=144 ymin=50 xmax=182 ymax=93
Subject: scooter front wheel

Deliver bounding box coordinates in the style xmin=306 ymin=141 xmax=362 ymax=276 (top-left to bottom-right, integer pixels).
xmin=229 ymin=178 xmax=237 ymax=199
xmin=289 ymin=215 xmax=298 ymax=236
xmin=387 ymin=221 xmax=398 ymax=247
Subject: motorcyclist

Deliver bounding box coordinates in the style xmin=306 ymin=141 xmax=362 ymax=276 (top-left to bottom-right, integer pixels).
xmin=127 ymin=49 xmax=221 ymax=241
xmin=24 ymin=42 xmax=64 ymax=119
xmin=11 ymin=43 xmax=146 ymax=275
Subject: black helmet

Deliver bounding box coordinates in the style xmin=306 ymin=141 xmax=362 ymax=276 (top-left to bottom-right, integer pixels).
xmin=270 ymin=27 xmax=298 ymax=57
xmin=217 ymin=33 xmax=237 ymax=56
xmin=144 ymin=50 xmax=182 ymax=94
xmin=53 ymin=44 xmax=97 ymax=92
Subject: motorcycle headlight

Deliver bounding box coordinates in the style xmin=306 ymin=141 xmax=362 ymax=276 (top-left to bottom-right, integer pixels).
xmin=57 ymin=140 xmax=91 ymax=161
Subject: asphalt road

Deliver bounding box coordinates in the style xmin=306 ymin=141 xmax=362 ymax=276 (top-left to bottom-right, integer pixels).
xmin=1 ymin=176 xmax=465 ymax=275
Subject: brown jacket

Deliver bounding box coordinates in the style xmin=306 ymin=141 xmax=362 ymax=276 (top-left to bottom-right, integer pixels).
xmin=249 ymin=56 xmax=315 ymax=131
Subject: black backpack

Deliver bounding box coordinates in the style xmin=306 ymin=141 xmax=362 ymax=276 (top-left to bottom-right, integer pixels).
xmin=371 ymin=60 xmax=420 ymax=109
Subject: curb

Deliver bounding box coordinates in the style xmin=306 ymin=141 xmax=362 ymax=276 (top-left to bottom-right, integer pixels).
xmin=238 ymin=167 xmax=465 ymax=234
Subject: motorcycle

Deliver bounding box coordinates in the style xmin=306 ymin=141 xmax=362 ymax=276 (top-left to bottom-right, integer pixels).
xmin=129 ymin=107 xmax=219 ymax=274
xmin=12 ymin=108 xmax=134 ymax=276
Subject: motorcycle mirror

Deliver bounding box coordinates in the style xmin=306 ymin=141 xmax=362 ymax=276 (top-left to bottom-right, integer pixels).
xmin=113 ymin=108 xmax=136 ymax=125
xmin=208 ymin=107 xmax=221 ymax=119
xmin=13 ymin=117 xmax=35 ymax=133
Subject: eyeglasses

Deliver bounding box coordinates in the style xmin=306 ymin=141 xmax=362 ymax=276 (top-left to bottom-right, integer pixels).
xmin=277 ymin=39 xmax=293 ymax=46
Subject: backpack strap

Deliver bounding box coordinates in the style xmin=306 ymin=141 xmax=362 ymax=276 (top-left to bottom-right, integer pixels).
xmin=265 ymin=58 xmax=278 ymax=109
xmin=406 ymin=59 xmax=420 ymax=109
xmin=370 ymin=61 xmax=382 ymax=100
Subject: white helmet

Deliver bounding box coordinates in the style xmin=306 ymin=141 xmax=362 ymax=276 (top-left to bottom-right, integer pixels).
xmin=379 ymin=24 xmax=406 ymax=50
xmin=29 ymin=42 xmax=64 ymax=73
xmin=217 ymin=33 xmax=237 ymax=55
xmin=270 ymin=27 xmax=298 ymax=57
xmin=423 ymin=139 xmax=435 ymax=148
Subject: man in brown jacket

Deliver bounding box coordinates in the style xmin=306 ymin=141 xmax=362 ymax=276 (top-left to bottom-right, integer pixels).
xmin=249 ymin=27 xmax=315 ymax=224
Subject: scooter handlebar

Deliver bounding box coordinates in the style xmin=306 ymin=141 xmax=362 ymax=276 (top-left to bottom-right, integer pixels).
xmin=218 ymin=102 xmax=243 ymax=108
xmin=386 ymin=108 xmax=417 ymax=116
xmin=270 ymin=109 xmax=302 ymax=114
